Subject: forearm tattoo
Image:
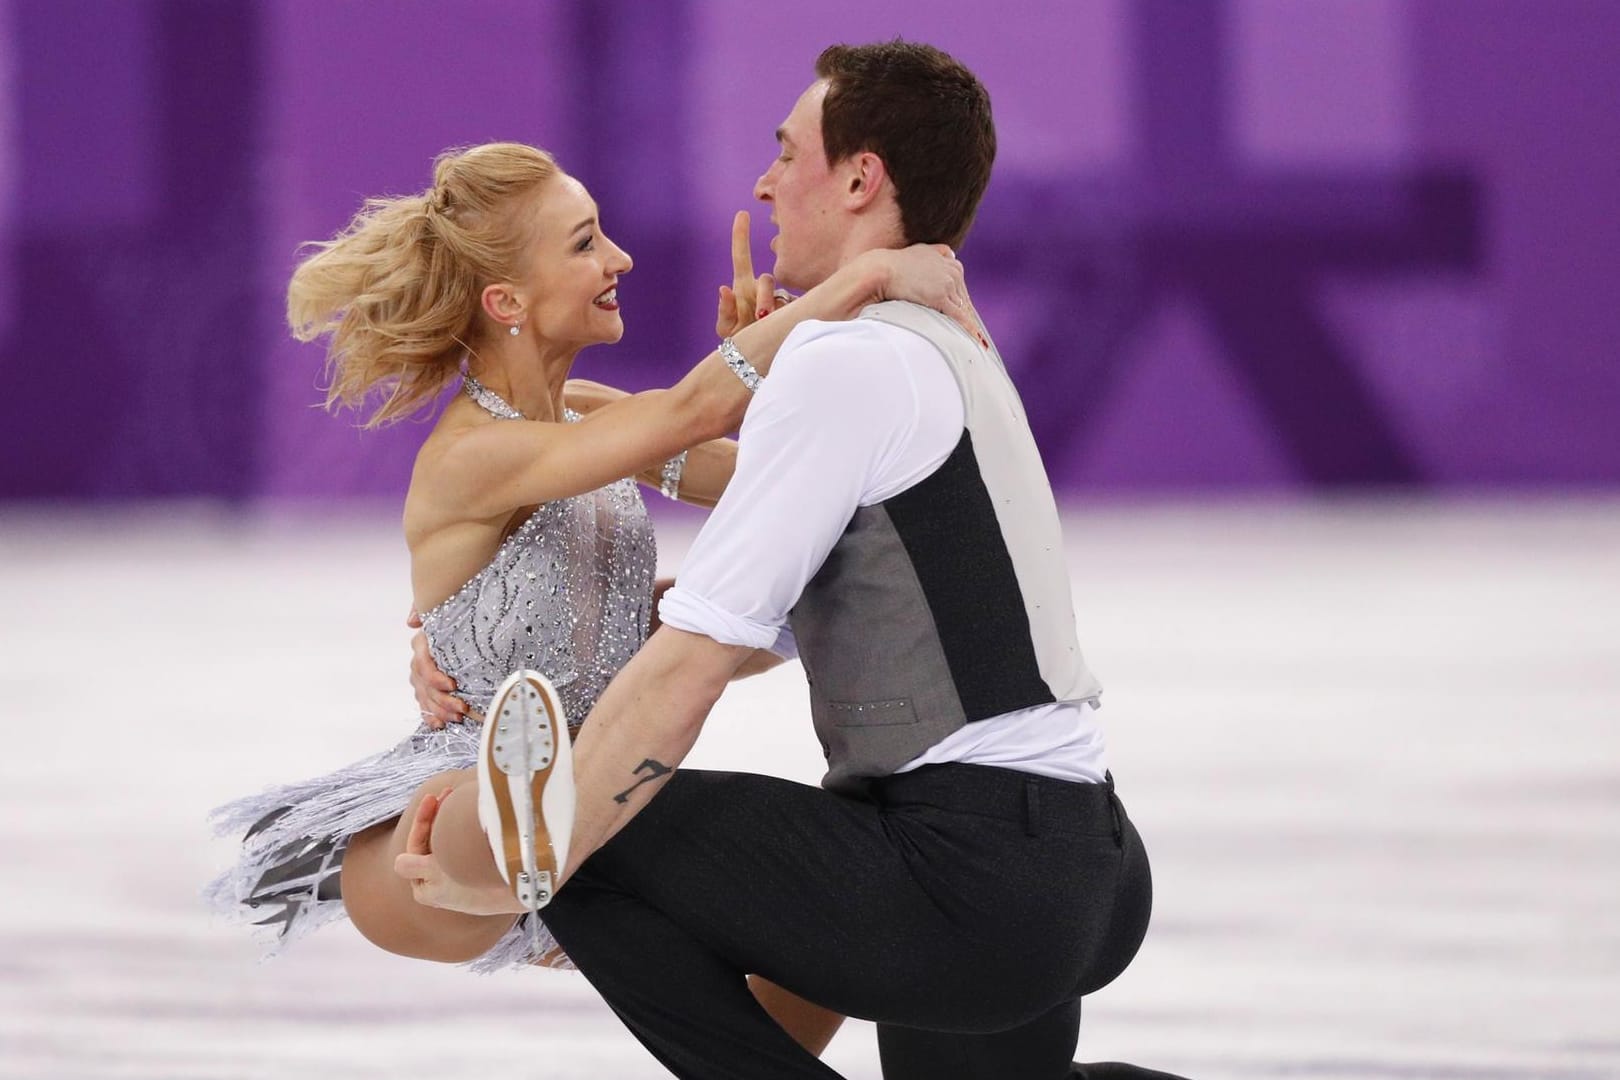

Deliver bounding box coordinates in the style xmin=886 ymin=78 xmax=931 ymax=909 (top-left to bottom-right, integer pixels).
xmin=613 ymin=758 xmax=672 ymax=804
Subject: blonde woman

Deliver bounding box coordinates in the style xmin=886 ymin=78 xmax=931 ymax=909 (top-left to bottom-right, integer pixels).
xmin=208 ymin=142 xmax=971 ymax=1052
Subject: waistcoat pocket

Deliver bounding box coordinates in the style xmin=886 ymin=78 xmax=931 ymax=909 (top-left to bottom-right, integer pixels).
xmin=826 ymin=698 xmax=917 ymax=728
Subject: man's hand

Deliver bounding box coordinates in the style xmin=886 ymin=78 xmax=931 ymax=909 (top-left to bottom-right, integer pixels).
xmin=407 ymin=608 xmax=466 ymax=728
xmin=393 ymin=788 xmax=525 ymax=915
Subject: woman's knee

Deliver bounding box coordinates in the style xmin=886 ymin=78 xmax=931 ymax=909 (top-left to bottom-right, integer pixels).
xmin=394 ymin=769 xmax=476 ymax=839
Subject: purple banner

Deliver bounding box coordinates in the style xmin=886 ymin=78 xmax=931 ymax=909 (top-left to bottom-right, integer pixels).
xmin=2 ymin=0 xmax=1616 ymax=498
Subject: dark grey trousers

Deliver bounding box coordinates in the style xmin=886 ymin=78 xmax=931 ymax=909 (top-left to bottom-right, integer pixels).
xmin=543 ymin=764 xmax=1168 ymax=1080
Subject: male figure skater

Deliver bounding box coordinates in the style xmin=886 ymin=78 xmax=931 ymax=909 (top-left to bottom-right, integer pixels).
xmin=423 ymin=41 xmax=1183 ymax=1080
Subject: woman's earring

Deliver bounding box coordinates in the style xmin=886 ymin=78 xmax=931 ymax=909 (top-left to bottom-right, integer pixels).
xmin=509 ymin=324 xmax=521 ymax=337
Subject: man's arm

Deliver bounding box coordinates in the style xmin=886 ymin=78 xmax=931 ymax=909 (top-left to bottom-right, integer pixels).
xmin=408 ymin=577 xmax=783 ymax=728
xmin=561 ymin=626 xmax=751 ymax=878
xmin=556 ymin=317 xmax=960 ymax=875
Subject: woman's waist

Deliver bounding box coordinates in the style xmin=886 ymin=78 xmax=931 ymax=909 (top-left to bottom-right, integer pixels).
xmin=446 ymin=664 xmax=602 ymax=723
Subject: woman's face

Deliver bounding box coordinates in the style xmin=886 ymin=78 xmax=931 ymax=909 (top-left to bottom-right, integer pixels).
xmin=513 ymin=174 xmax=633 ymax=349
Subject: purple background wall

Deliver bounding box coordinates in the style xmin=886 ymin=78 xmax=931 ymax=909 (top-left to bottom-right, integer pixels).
xmin=2 ymin=0 xmax=1616 ymax=499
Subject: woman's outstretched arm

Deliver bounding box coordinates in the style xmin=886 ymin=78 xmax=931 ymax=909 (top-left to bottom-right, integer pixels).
xmin=564 ymin=378 xmax=737 ymax=507
xmin=422 ymin=242 xmax=967 ymax=523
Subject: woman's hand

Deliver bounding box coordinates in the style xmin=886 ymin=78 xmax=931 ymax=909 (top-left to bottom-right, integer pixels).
xmin=716 ymin=211 xmax=791 ymax=338
xmin=393 ymin=788 xmax=526 ymax=915
xmin=853 ymin=244 xmax=985 ymax=345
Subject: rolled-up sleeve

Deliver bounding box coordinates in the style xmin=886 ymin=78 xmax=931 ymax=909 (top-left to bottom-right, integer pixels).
xmin=657 ymin=319 xmax=927 ymax=648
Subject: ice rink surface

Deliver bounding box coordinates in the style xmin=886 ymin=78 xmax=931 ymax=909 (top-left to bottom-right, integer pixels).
xmin=2 ymin=499 xmax=1617 ymax=1080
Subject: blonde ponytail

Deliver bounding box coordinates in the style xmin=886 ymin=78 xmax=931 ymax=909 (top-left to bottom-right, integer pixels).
xmin=287 ymin=143 xmax=560 ymax=426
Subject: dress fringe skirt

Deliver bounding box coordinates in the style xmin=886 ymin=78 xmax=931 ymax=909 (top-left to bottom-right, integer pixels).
xmin=205 ymin=721 xmax=564 ymax=973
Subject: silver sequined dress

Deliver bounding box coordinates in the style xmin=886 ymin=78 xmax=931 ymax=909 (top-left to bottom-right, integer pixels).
xmin=206 ymin=407 xmax=658 ymax=972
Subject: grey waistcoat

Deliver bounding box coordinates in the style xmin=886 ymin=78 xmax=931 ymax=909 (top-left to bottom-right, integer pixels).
xmin=788 ymin=301 xmax=1103 ymax=795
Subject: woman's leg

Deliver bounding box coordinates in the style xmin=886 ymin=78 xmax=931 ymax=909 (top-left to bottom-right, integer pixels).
xmin=339 ymin=768 xmax=519 ymax=964
xmin=750 ymin=976 xmax=846 ymax=1056
xmin=419 ymin=778 xmax=849 ymax=1052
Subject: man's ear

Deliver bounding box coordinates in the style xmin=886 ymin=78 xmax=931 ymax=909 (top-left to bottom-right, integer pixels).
xmin=844 ymin=151 xmax=890 ymax=211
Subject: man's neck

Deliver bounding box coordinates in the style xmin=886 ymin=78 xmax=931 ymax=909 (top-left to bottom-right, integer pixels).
xmin=802 ymin=219 xmax=906 ymax=290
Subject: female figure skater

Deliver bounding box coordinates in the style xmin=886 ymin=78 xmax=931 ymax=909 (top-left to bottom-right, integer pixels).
xmin=207 ymin=141 xmax=970 ymax=1051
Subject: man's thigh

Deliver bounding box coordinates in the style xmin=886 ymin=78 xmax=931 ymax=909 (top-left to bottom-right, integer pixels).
xmin=561 ymin=768 xmax=1115 ymax=1031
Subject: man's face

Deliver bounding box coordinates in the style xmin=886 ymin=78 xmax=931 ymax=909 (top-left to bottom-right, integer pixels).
xmin=753 ymin=81 xmax=847 ymax=291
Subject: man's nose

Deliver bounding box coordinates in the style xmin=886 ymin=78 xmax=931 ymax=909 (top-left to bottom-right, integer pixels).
xmin=753 ymin=170 xmax=773 ymax=203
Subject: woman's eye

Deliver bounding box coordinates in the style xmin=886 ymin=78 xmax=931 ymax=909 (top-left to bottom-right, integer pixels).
xmin=577 ymin=235 xmax=595 ymax=252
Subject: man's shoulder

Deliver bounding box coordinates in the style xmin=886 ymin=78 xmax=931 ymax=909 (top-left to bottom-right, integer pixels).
xmin=752 ymin=316 xmax=932 ymax=420
xmin=778 ymin=311 xmax=938 ymax=371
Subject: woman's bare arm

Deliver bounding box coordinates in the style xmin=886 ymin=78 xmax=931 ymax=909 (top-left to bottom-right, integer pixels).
xmin=422 ymin=242 xmax=965 ymax=524
xmin=565 ymin=378 xmax=737 ymax=507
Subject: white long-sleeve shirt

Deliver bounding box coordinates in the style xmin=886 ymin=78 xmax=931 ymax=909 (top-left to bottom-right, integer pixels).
xmin=660 ymin=317 xmax=1108 ymax=783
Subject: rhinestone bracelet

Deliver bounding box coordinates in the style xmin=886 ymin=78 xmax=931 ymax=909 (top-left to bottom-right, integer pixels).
xmin=718 ymin=337 xmax=763 ymax=392
xmin=660 ymin=450 xmax=688 ymax=500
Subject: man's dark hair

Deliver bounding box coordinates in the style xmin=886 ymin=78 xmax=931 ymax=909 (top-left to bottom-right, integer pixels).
xmin=815 ymin=40 xmax=997 ymax=252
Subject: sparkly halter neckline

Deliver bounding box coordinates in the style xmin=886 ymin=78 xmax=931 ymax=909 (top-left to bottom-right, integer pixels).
xmin=462 ymin=374 xmax=525 ymax=420
xmin=462 ymin=373 xmax=581 ymax=424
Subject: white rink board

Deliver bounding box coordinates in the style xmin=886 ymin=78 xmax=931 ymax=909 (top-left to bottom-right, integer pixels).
xmin=2 ymin=499 xmax=1617 ymax=1080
